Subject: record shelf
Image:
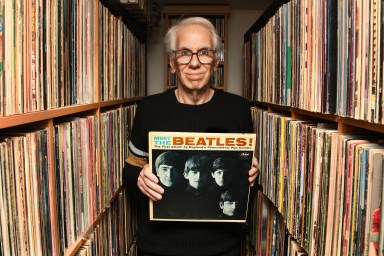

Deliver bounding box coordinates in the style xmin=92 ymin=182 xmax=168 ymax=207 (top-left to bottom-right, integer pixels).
xmin=244 ymin=0 xmax=384 ymax=255
xmin=0 ymin=0 xmax=148 ymax=255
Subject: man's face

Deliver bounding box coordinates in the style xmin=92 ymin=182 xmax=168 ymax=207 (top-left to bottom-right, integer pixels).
xmin=157 ymin=164 xmax=181 ymax=187
xmin=211 ymin=169 xmax=233 ymax=186
xmin=184 ymin=169 xmax=211 ymax=189
xmin=170 ymin=24 xmax=218 ymax=91
xmin=220 ymin=201 xmax=238 ymax=216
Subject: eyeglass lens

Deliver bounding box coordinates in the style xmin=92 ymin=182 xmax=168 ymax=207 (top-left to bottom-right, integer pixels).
xmin=175 ymin=49 xmax=215 ymax=64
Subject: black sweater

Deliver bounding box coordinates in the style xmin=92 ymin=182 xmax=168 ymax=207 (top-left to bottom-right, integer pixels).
xmin=123 ymin=89 xmax=253 ymax=255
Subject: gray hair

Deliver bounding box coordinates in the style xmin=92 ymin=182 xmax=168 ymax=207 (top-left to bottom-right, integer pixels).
xmin=164 ymin=17 xmax=222 ymax=58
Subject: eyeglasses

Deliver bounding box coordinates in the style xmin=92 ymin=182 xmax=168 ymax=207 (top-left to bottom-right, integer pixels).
xmin=173 ymin=49 xmax=216 ymax=65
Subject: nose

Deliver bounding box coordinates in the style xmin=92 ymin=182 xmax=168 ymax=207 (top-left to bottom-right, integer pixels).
xmin=189 ymin=53 xmax=201 ymax=67
xmin=165 ymin=169 xmax=172 ymax=177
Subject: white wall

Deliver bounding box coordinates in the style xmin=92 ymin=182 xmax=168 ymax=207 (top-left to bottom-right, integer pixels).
xmin=146 ymin=18 xmax=166 ymax=96
xmin=146 ymin=9 xmax=261 ymax=96
xmin=226 ymin=10 xmax=261 ymax=95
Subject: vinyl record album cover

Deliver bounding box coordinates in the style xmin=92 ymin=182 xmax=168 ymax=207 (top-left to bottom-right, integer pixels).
xmin=148 ymin=131 xmax=256 ymax=222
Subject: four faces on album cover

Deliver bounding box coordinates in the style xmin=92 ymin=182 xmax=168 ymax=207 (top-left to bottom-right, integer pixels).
xmin=152 ymin=150 xmax=251 ymax=220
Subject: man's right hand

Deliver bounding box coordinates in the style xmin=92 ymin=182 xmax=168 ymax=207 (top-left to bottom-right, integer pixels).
xmin=137 ymin=164 xmax=164 ymax=201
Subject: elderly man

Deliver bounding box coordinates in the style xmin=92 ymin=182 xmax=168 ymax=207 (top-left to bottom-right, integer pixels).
xmin=123 ymin=16 xmax=259 ymax=256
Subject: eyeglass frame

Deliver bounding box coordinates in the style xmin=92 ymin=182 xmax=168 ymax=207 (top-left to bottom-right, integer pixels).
xmin=172 ymin=49 xmax=217 ymax=65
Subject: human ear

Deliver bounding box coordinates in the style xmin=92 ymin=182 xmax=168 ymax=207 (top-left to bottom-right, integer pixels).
xmin=219 ymin=202 xmax=224 ymax=209
xmin=213 ymin=58 xmax=219 ymax=71
xmin=170 ymin=57 xmax=176 ymax=73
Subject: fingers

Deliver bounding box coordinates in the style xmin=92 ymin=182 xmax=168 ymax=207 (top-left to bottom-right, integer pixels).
xmin=137 ymin=165 xmax=164 ymax=201
xmin=249 ymin=156 xmax=259 ymax=187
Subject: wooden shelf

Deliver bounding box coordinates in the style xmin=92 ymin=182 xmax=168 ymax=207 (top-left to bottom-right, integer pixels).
xmin=0 ymin=97 xmax=143 ymax=129
xmin=0 ymin=1 xmax=146 ymax=255
xmin=243 ymin=0 xmax=289 ymax=43
xmin=244 ymin=0 xmax=384 ymax=254
xmin=64 ymin=186 xmax=126 ymax=256
xmin=100 ymin=0 xmax=151 ymax=43
xmin=252 ymin=101 xmax=384 ymax=134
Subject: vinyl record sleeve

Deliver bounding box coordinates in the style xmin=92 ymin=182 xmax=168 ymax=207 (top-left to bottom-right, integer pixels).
xmin=148 ymin=131 xmax=256 ymax=222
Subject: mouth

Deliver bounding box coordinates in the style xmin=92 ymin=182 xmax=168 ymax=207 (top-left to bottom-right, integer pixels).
xmin=187 ymin=73 xmax=203 ymax=79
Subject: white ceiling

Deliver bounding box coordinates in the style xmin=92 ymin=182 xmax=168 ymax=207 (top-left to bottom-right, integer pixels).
xmin=155 ymin=0 xmax=274 ymax=10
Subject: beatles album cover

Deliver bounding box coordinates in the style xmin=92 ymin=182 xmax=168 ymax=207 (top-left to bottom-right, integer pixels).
xmin=148 ymin=131 xmax=256 ymax=222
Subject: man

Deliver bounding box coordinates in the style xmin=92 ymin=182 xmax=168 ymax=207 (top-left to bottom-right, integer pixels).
xmin=180 ymin=154 xmax=216 ymax=219
xmin=152 ymin=151 xmax=187 ymax=218
xmin=154 ymin=151 xmax=185 ymax=188
xmin=208 ymin=156 xmax=245 ymax=217
xmin=183 ymin=155 xmax=212 ymax=191
xmin=123 ymin=17 xmax=259 ymax=256
xmin=211 ymin=157 xmax=237 ymax=189
xmin=219 ymin=189 xmax=244 ymax=219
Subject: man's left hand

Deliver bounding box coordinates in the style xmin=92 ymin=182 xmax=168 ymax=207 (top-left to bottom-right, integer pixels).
xmin=248 ymin=156 xmax=259 ymax=187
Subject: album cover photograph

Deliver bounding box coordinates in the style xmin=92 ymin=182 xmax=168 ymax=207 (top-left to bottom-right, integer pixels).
xmin=148 ymin=131 xmax=256 ymax=222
